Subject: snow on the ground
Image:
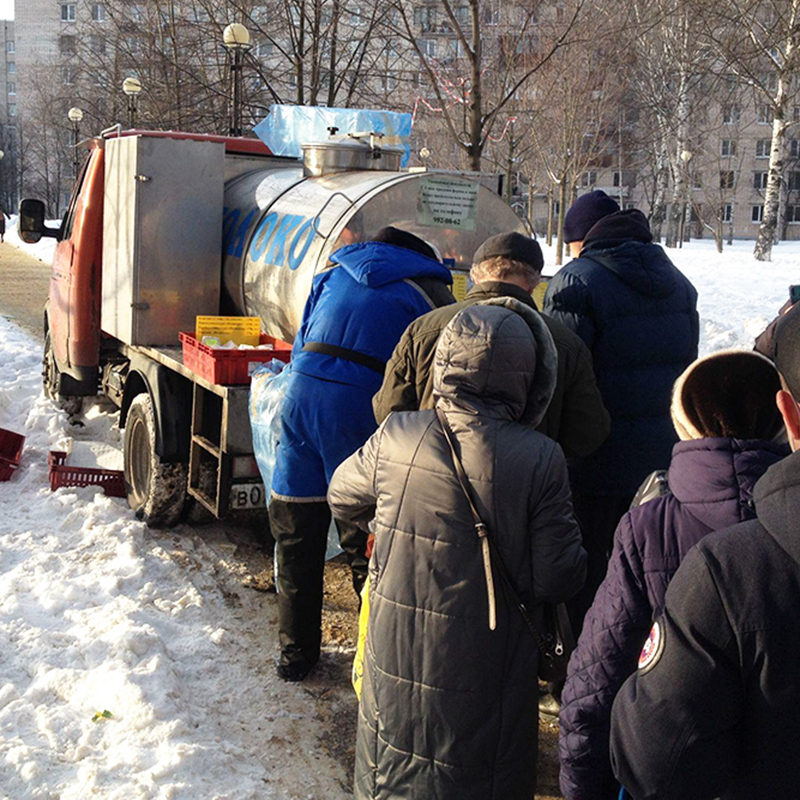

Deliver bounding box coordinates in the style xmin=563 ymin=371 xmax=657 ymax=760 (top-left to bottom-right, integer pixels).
xmin=542 ymin=237 xmax=796 ymax=356
xmin=6 ymin=214 xmax=59 ymax=265
xmin=0 ymin=315 xmax=350 ymax=799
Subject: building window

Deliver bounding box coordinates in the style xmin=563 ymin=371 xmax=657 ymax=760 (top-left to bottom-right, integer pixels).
xmin=722 ymin=105 xmax=740 ymax=123
xmin=6 ymin=41 xmax=13 ymax=54
xmin=417 ymin=38 xmax=436 ymax=57
xmin=789 ymin=171 xmax=800 ymax=191
xmin=721 ymin=139 xmax=736 ymax=157
xmin=91 ymin=4 xmax=105 ymax=21
xmin=6 ymin=82 xmax=14 ymax=95
xmin=754 ymin=171 xmax=768 ymax=189
xmin=350 ymin=7 xmax=366 ymax=26
xmin=482 ymin=4 xmax=500 ymax=25
xmin=751 ymin=204 xmax=764 ymax=223
xmin=792 ymin=139 xmax=800 ymax=158
xmin=61 ymin=64 xmax=77 ymax=85
xmin=89 ymin=34 xmax=105 ymax=54
xmin=613 ymin=171 xmax=622 ymax=187
xmin=6 ymin=61 xmax=14 ymax=74
xmin=581 ymin=171 xmax=597 ymax=187
xmin=757 ymin=104 xmax=773 ymax=124
xmin=692 ymin=172 xmax=702 ymax=189
xmin=719 ymin=171 xmax=735 ymax=189
xmin=414 ymin=6 xmax=437 ymax=32
xmin=722 ymin=203 xmax=733 ymax=223
xmin=756 ymin=139 xmax=771 ymax=158
xmin=787 ymin=205 xmax=800 ymax=223
xmin=59 ymin=34 xmax=76 ymax=55
xmin=61 ymin=3 xmax=76 ymax=21
xmin=794 ymin=106 xmax=800 ymax=123
xmin=8 ymin=103 xmax=15 ymax=116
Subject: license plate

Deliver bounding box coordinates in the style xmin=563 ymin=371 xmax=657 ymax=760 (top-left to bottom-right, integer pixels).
xmin=230 ymin=482 xmax=266 ymax=510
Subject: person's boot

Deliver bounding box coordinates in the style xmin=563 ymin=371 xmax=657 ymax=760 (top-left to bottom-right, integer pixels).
xmin=276 ymin=660 xmax=315 ymax=682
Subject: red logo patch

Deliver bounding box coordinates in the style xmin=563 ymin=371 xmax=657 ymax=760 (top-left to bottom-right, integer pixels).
xmin=638 ymin=620 xmax=665 ymax=673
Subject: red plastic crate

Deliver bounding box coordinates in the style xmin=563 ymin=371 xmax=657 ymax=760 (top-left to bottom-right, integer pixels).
xmin=179 ymin=332 xmax=292 ymax=385
xmin=0 ymin=427 xmax=25 ymax=481
xmin=48 ymin=451 xmax=127 ymax=498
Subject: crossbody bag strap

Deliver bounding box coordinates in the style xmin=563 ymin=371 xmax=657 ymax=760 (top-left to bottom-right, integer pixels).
xmin=435 ymin=409 xmax=552 ymax=658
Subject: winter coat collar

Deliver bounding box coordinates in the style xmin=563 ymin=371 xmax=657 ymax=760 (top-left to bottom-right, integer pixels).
xmin=329 ymin=241 xmax=452 ymax=288
xmin=578 ymin=211 xmax=679 ymax=299
xmin=670 ymin=438 xmax=789 ymax=531
xmin=754 ymin=448 xmax=800 ymax=566
xmin=466 ymin=281 xmax=537 ymax=308
xmin=432 ymin=297 xmax=558 ymax=427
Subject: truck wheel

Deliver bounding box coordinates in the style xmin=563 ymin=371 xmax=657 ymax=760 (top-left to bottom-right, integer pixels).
xmin=124 ymin=393 xmax=186 ymax=527
xmin=43 ymin=331 xmax=83 ymax=416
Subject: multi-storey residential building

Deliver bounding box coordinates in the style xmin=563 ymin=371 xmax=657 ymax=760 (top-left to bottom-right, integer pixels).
xmin=0 ymin=19 xmax=16 ymax=213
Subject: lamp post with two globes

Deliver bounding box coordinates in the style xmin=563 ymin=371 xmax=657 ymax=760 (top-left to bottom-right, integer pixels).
xmin=122 ymin=76 xmax=143 ymax=129
xmin=222 ymin=23 xmax=252 ymax=137
xmin=67 ymin=107 xmax=84 ymax=180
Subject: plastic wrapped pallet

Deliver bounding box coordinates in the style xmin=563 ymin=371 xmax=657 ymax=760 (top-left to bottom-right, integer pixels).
xmin=253 ymin=104 xmax=413 ymax=166
xmin=249 ymin=361 xmax=342 ymax=560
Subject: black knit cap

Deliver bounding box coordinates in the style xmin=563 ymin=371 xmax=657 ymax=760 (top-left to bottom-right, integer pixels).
xmin=371 ymin=226 xmax=437 ymax=261
xmin=774 ymin=303 xmax=800 ymax=400
xmin=472 ymin=232 xmax=544 ymax=272
xmin=563 ymin=190 xmax=620 ymax=243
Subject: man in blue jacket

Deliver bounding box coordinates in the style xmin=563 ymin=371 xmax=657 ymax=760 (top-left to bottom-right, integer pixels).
xmin=270 ymin=226 xmax=454 ymax=682
xmin=543 ymin=191 xmax=698 ymax=635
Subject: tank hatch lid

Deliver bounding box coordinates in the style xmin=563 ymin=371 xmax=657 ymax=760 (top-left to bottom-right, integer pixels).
xmin=301 ymin=131 xmax=403 ymax=176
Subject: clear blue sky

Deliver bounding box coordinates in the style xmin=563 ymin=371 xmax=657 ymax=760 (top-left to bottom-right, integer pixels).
xmin=0 ymin=1 xmax=12 ymax=20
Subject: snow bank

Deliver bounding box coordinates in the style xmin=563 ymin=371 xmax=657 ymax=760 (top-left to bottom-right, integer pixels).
xmin=6 ymin=214 xmax=59 ymax=264
xmin=0 ymin=316 xmax=349 ymax=799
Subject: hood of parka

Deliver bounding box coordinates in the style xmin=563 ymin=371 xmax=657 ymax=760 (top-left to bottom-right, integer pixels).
xmin=432 ymin=297 xmax=558 ymax=426
xmin=754 ymin=448 xmax=800 ymax=567
xmin=581 ymin=209 xmax=679 ymax=299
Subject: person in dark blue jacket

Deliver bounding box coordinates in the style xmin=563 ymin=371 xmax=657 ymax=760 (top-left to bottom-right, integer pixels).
xmin=543 ymin=193 xmax=699 ymax=635
xmin=270 ymin=226 xmax=454 ymax=682
xmin=558 ymin=349 xmax=787 ymax=800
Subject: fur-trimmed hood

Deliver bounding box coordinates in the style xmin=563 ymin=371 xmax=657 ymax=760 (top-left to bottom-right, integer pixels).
xmin=671 ymin=348 xmax=784 ymax=442
xmin=432 ymin=297 xmax=558 ymax=427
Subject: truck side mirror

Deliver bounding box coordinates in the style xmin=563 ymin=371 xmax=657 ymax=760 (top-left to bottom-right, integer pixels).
xmin=18 ymin=198 xmax=60 ymax=243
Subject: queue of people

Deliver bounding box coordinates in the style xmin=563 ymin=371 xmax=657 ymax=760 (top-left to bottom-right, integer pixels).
xmin=266 ymin=187 xmax=800 ymax=799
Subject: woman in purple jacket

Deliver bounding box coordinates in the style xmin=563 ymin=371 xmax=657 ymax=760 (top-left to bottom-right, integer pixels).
xmin=558 ymin=349 xmax=789 ymax=800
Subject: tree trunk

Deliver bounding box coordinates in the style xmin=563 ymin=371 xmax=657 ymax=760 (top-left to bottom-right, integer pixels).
xmin=665 ymin=27 xmax=690 ymax=249
xmin=755 ymin=107 xmax=787 ymax=261
xmin=546 ymin=186 xmax=554 ymax=247
xmin=556 ymin=177 xmax=568 ymax=266
xmin=650 ymin=133 xmax=670 ymax=242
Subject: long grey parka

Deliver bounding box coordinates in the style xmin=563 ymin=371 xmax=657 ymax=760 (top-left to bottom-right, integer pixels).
xmin=328 ymin=299 xmax=587 ymax=800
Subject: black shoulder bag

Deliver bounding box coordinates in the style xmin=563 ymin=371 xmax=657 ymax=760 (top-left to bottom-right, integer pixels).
xmin=436 ymin=409 xmax=575 ymax=682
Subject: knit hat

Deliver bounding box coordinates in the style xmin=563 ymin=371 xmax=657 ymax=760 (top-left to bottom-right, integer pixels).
xmin=472 ymin=232 xmax=544 ymax=272
xmin=563 ymin=190 xmax=620 ymax=244
xmin=773 ymin=303 xmax=800 ymax=400
xmin=671 ymin=350 xmax=784 ymax=441
xmin=371 ymin=226 xmax=440 ymax=261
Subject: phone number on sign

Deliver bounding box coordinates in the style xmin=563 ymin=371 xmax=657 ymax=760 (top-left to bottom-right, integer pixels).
xmin=432 ymin=216 xmax=463 ymax=225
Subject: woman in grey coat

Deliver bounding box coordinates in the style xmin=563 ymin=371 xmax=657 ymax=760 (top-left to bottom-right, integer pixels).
xmin=328 ymin=299 xmax=587 ymax=800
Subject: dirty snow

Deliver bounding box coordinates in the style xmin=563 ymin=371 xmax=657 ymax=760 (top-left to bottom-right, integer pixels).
xmin=0 ymin=233 xmax=798 ymax=798
xmin=0 ymin=315 xmax=350 ymax=799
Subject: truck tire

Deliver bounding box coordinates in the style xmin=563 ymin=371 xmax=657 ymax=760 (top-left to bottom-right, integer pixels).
xmin=124 ymin=393 xmax=186 ymax=527
xmin=43 ymin=332 xmax=83 ymax=416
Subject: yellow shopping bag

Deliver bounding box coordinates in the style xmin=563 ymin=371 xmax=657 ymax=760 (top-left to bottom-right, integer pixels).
xmin=352 ymin=574 xmax=370 ymax=701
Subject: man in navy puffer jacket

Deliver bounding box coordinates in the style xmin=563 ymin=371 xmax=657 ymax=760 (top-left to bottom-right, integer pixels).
xmin=558 ymin=349 xmax=788 ymax=800
xmin=543 ymin=194 xmax=699 ymax=633
xmin=270 ymin=226 xmax=454 ymax=682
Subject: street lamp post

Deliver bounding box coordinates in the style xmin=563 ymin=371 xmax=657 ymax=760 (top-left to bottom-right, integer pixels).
xmin=222 ymin=23 xmax=252 ymax=137
xmin=122 ymin=76 xmax=143 ymax=129
xmin=67 ymin=107 xmax=83 ymax=180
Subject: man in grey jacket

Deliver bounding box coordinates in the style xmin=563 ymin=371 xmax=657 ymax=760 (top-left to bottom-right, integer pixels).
xmin=329 ymin=300 xmax=587 ymax=800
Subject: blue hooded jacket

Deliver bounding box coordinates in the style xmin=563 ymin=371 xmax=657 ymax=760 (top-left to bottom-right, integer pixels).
xmin=558 ymin=437 xmax=788 ymax=800
xmin=543 ymin=210 xmax=699 ymax=496
xmin=291 ymin=241 xmax=453 ymax=392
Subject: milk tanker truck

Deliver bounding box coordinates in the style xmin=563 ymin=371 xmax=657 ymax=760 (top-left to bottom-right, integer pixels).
xmin=18 ymin=127 xmax=527 ymax=526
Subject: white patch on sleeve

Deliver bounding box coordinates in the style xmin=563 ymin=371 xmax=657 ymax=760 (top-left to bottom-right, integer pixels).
xmin=638 ymin=619 xmax=666 ymax=674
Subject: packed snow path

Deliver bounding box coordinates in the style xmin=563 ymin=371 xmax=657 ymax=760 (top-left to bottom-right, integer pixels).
xmin=0 ymin=316 xmax=352 ymax=799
